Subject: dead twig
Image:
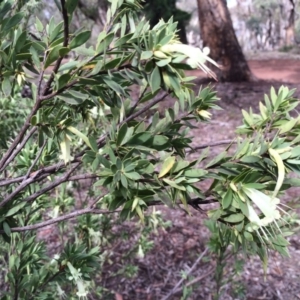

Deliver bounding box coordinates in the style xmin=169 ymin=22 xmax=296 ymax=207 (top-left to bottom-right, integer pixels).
xmin=161 ymin=247 xmax=209 ymax=300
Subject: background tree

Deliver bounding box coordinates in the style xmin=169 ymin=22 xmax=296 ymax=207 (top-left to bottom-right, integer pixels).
xmin=196 ymin=0 xmax=253 ymax=81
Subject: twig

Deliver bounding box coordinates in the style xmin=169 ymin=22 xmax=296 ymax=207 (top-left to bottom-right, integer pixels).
xmin=37 ymin=51 xmax=47 ymax=96
xmin=128 ymin=84 xmax=149 ymax=116
xmin=185 ymin=267 xmax=214 ymax=287
xmin=96 ymin=92 xmax=169 ymax=147
xmin=0 ymin=172 xmax=97 ymax=188
xmin=22 ymin=163 xmax=81 ymax=204
xmin=23 ymin=139 xmax=47 ymax=182
xmin=188 ymin=140 xmax=236 ymax=153
xmin=162 ymin=247 xmax=209 ymax=300
xmin=122 ymin=92 xmax=169 ymax=125
xmin=0 ymin=177 xmax=37 ymax=208
xmin=0 ymin=127 xmax=37 ymax=173
xmin=0 ymin=208 xmax=119 ymax=233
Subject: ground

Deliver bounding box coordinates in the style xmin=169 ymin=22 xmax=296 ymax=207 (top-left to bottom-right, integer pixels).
xmin=105 ymin=56 xmax=300 ymax=300
xmin=38 ymin=56 xmax=300 ymax=300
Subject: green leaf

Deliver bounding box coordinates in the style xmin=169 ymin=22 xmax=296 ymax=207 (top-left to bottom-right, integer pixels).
xmin=2 ymin=77 xmax=11 ymax=97
xmin=6 ymin=202 xmax=27 ymax=217
xmin=222 ymin=189 xmax=232 ymax=209
xmin=117 ymin=123 xmax=128 ymax=146
xmin=240 ymin=155 xmax=261 ymax=163
xmin=163 ymin=178 xmax=186 ymax=191
xmin=223 ymin=213 xmax=244 ymax=223
xmin=121 ymin=174 xmax=128 ymax=188
xmin=270 ymin=86 xmax=277 ymax=106
xmin=59 ymin=47 xmax=70 ymax=57
xmin=0 ymin=2 xmax=11 ymax=20
xmin=3 ymin=12 xmax=23 ymax=32
xmin=279 ymin=118 xmax=298 ymax=135
xmin=69 ymin=31 xmax=91 ymax=49
xmin=124 ymin=172 xmax=141 ymax=180
xmin=66 ymin=0 xmax=79 ymax=15
xmin=156 ymin=58 xmax=171 ymax=67
xmin=141 ymin=50 xmax=153 ymax=60
xmin=30 ymin=46 xmax=41 ymax=69
xmin=30 ymin=115 xmax=37 ymax=126
xmin=57 ymin=73 xmax=71 ymax=90
xmin=96 ymin=32 xmax=114 ymax=53
xmin=183 ymin=169 xmax=207 ymax=178
xmin=127 ymin=132 xmax=152 ymax=146
xmin=158 ymin=156 xmax=176 ymax=178
xmin=88 ymin=137 xmax=98 ymax=152
xmin=58 ymin=93 xmax=85 ymax=105
xmin=50 ymin=21 xmax=63 ymax=43
xmin=67 ymin=126 xmax=93 ymax=150
xmin=149 ymin=66 xmax=161 ymax=93
xmin=149 ymin=135 xmax=170 ymax=150
xmin=3 ymin=222 xmax=11 ymax=236
xmin=103 ymin=77 xmax=124 ymax=95
xmin=58 ymin=60 xmax=78 ymax=72
xmin=44 ymin=45 xmax=63 ymax=68
xmin=35 ymin=17 xmax=43 ymax=32
xmin=242 ymin=109 xmax=253 ymax=126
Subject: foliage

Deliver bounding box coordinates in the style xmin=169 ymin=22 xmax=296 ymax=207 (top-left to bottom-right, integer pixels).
xmin=0 ymin=0 xmax=300 ymax=298
xmin=142 ymin=0 xmax=191 ymax=44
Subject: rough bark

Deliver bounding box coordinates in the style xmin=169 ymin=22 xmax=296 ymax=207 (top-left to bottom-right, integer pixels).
xmin=197 ymin=0 xmax=253 ymax=82
xmin=285 ymin=0 xmax=295 ymax=46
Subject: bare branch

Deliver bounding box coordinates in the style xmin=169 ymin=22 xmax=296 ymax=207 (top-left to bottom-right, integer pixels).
xmin=188 ymin=139 xmax=236 ymax=153
xmin=0 ymin=172 xmax=97 ymax=188
xmin=0 ymin=208 xmax=119 ymax=233
xmin=22 ymin=162 xmax=81 ymax=204
xmin=162 ymin=248 xmax=209 ymax=300
xmin=0 ymin=127 xmax=37 ymax=173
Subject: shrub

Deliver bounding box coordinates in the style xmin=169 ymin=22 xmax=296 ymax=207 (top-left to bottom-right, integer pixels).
xmin=0 ymin=0 xmax=300 ymax=298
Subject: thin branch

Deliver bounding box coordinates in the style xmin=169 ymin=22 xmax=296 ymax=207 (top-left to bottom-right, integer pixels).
xmin=185 ymin=267 xmax=214 ymax=287
xmin=23 ymin=139 xmax=47 ymax=182
xmin=122 ymin=92 xmax=169 ymax=125
xmin=0 ymin=172 xmax=97 ymax=188
xmin=37 ymin=51 xmax=47 ymax=96
xmin=41 ymin=0 xmax=69 ymax=96
xmin=0 ymin=208 xmax=119 ymax=233
xmin=128 ymin=84 xmax=149 ymax=116
xmin=96 ymin=92 xmax=169 ymax=147
xmin=22 ymin=163 xmax=80 ymax=204
xmin=0 ymin=177 xmax=37 ymax=208
xmin=161 ymin=247 xmax=209 ymax=300
xmin=188 ymin=140 xmax=236 ymax=153
xmin=0 ymin=127 xmax=37 ymax=173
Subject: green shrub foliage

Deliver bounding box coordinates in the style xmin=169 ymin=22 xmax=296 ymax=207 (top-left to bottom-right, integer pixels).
xmin=0 ymin=0 xmax=300 ymax=298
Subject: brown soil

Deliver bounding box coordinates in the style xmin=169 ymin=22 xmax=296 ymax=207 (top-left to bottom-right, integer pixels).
xmin=108 ymin=58 xmax=300 ymax=300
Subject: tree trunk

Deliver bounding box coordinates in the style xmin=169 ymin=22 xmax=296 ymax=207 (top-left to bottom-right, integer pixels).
xmin=285 ymin=0 xmax=295 ymax=46
xmin=196 ymin=0 xmax=252 ymax=82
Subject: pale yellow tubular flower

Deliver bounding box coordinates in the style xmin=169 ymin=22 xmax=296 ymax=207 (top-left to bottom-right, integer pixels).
xmin=59 ymin=134 xmax=74 ymax=164
xmin=243 ymin=188 xmax=281 ymax=222
xmin=76 ymin=279 xmax=89 ymax=300
xmin=243 ymin=187 xmax=286 ymax=240
xmin=159 ymin=43 xmax=220 ymax=80
xmin=56 ymin=282 xmax=67 ymax=299
xmin=197 ymin=110 xmax=212 ymax=119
